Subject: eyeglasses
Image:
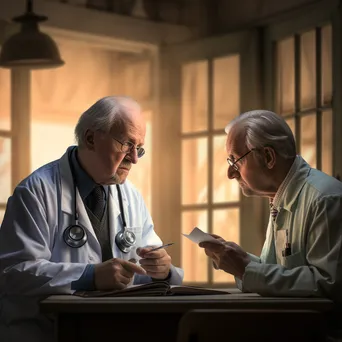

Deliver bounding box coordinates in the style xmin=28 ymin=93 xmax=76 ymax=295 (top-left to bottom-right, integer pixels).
xmin=227 ymin=149 xmax=254 ymax=171
xmin=112 ymin=137 xmax=145 ymax=158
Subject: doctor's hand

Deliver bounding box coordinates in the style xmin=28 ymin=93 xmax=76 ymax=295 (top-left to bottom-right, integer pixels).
xmin=137 ymin=246 xmax=171 ymax=280
xmin=94 ymin=258 xmax=147 ymax=290
xmin=199 ymin=237 xmax=251 ymax=280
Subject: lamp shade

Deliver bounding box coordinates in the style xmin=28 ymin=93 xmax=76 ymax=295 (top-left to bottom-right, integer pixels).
xmin=0 ymin=1 xmax=64 ymax=69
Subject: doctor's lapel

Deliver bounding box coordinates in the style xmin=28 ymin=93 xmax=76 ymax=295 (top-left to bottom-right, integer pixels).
xmin=59 ymin=150 xmax=99 ymax=245
xmin=108 ymin=185 xmax=130 ymax=252
xmin=74 ymin=189 xmax=99 ymax=242
xmin=260 ymin=217 xmax=276 ymax=263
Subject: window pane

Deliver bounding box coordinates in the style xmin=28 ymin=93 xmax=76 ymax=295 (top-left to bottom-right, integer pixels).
xmin=213 ymin=55 xmax=240 ymax=130
xmin=182 ymin=210 xmax=208 ymax=282
xmin=276 ymin=37 xmax=295 ymax=115
xmin=300 ymin=30 xmax=316 ymax=110
xmin=213 ymin=208 xmax=240 ymax=283
xmin=182 ymin=138 xmax=208 ymax=205
xmin=300 ymin=114 xmax=316 ymax=168
xmin=182 ymin=61 xmax=208 ymax=133
xmin=213 ymin=135 xmax=239 ymax=203
xmin=0 ymin=68 xmax=11 ymax=130
xmin=322 ymin=25 xmax=332 ymax=106
xmin=286 ymin=118 xmax=296 ymax=139
xmin=31 ymin=122 xmax=75 ymax=170
xmin=0 ymin=137 xmax=11 ymax=202
xmin=322 ymin=110 xmax=332 ymax=175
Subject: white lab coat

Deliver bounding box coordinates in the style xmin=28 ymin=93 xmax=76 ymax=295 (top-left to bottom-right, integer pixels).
xmin=0 ymin=147 xmax=183 ymax=342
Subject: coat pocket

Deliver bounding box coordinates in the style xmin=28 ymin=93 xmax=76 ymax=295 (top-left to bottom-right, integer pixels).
xmin=283 ymin=252 xmax=304 ymax=269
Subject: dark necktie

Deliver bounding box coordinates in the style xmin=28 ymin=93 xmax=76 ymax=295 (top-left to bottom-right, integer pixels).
xmin=269 ymin=199 xmax=278 ymax=222
xmin=88 ymin=185 xmax=105 ymax=220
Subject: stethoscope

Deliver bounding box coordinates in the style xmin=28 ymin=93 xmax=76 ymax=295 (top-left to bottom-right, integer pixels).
xmin=63 ymin=149 xmax=136 ymax=253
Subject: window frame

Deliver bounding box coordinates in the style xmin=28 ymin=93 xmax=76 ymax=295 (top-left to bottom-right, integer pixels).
xmin=0 ymin=22 xmax=11 ymax=216
xmin=263 ymin=0 xmax=342 ymax=178
xmin=157 ymin=30 xmax=263 ymax=286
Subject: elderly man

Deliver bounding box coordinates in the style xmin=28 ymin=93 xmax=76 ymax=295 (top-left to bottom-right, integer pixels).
xmin=200 ymin=109 xmax=342 ymax=302
xmin=0 ymin=96 xmax=183 ymax=342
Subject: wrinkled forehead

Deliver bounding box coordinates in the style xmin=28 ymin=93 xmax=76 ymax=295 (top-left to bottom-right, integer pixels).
xmin=225 ymin=126 xmax=246 ymax=155
xmin=111 ymin=106 xmax=146 ymax=136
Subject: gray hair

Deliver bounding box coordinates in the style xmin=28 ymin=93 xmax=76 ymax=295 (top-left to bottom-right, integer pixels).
xmin=74 ymin=96 xmax=140 ymax=147
xmin=225 ymin=110 xmax=296 ymax=159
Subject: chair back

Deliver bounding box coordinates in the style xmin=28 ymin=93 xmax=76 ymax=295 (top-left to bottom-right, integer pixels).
xmin=177 ymin=309 xmax=327 ymax=342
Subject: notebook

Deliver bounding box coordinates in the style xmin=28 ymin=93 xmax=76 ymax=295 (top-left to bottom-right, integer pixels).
xmin=74 ymin=281 xmax=230 ymax=297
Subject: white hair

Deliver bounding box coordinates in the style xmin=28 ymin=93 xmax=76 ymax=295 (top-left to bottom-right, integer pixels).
xmin=74 ymin=96 xmax=140 ymax=147
xmin=225 ymin=110 xmax=296 ymax=159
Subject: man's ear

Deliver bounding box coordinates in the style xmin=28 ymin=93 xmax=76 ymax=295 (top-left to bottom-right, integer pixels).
xmin=84 ymin=130 xmax=95 ymax=150
xmin=264 ymin=147 xmax=276 ymax=169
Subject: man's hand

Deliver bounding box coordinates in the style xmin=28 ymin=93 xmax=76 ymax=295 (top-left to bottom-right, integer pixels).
xmin=94 ymin=258 xmax=146 ymax=290
xmin=199 ymin=234 xmax=251 ymax=279
xmin=137 ymin=246 xmax=171 ymax=280
xmin=202 ymin=234 xmax=225 ymax=269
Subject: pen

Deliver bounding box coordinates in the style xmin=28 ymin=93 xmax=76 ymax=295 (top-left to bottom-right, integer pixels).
xmin=148 ymin=243 xmax=175 ymax=252
xmin=282 ymin=229 xmax=292 ymax=257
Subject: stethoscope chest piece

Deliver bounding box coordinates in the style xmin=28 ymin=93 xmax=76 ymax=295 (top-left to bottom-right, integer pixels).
xmin=115 ymin=229 xmax=136 ymax=253
xmin=63 ymin=224 xmax=87 ymax=248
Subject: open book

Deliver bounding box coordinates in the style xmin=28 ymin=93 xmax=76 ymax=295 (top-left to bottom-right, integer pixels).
xmin=74 ymin=281 xmax=230 ymax=297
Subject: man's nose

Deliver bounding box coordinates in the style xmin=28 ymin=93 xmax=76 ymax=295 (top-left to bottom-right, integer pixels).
xmin=126 ymin=148 xmax=139 ymax=164
xmin=227 ymin=165 xmax=239 ymax=179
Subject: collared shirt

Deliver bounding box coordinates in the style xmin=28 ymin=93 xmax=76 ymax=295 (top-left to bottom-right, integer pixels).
xmin=272 ymin=155 xmax=301 ymax=209
xmin=69 ymin=146 xmax=108 ymax=204
xmin=240 ymin=156 xmax=342 ymax=301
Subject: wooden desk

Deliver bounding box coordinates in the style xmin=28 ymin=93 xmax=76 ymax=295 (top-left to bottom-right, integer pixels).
xmin=40 ymin=289 xmax=334 ymax=342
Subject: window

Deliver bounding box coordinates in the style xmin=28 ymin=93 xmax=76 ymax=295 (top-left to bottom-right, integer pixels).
xmin=275 ymin=24 xmax=332 ymax=175
xmin=157 ymin=31 xmax=261 ymax=286
xmin=0 ymin=68 xmax=11 ymax=225
xmin=181 ymin=55 xmax=241 ymax=284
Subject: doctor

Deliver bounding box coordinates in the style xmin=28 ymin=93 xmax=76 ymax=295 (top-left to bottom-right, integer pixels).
xmin=0 ymin=96 xmax=183 ymax=342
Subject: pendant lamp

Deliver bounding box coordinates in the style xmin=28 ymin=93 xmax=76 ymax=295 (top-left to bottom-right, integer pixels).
xmin=0 ymin=0 xmax=64 ymax=69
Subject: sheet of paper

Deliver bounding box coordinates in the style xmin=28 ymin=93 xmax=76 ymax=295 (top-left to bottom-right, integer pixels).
xmin=182 ymin=227 xmax=218 ymax=244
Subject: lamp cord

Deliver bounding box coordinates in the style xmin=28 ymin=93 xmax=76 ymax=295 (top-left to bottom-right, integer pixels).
xmin=27 ymin=0 xmax=33 ymax=13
